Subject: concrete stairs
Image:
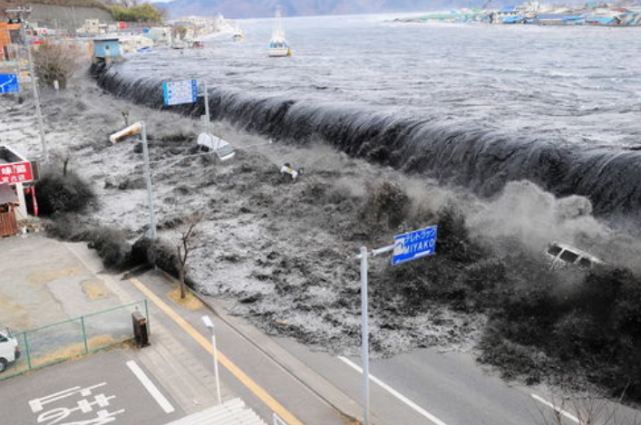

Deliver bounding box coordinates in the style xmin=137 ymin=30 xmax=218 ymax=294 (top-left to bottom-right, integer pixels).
xmin=164 ymin=398 xmax=268 ymax=425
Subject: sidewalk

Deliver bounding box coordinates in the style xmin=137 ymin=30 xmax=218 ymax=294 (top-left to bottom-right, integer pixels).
xmin=0 ymin=234 xmax=236 ymax=419
xmin=63 ymin=239 xmax=237 ymax=416
xmin=0 ymin=233 xmax=360 ymax=425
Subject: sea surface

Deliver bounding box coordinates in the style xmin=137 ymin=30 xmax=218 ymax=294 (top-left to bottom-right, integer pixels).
xmin=123 ymin=15 xmax=641 ymax=145
xmin=100 ymin=15 xmax=641 ymax=218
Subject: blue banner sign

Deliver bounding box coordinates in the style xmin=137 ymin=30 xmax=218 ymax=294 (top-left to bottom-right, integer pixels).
xmin=162 ymin=79 xmax=198 ymax=106
xmin=0 ymin=74 xmax=20 ymax=94
xmin=392 ymin=225 xmax=438 ymax=265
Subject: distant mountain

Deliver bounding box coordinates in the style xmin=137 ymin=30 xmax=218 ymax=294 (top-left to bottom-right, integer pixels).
xmin=155 ymin=0 xmax=488 ymax=19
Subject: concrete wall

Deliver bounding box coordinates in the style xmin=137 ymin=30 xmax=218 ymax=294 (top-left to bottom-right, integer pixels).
xmin=30 ymin=4 xmax=114 ymax=32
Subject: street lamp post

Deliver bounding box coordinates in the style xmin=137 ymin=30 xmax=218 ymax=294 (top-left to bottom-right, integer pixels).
xmin=110 ymin=121 xmax=157 ymax=239
xmin=109 ymin=119 xmax=273 ymax=241
xmin=140 ymin=122 xmax=157 ymax=240
xmin=202 ymin=315 xmax=222 ymax=405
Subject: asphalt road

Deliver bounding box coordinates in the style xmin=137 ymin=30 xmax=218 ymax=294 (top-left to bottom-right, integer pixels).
xmin=276 ymin=336 xmax=641 ymax=425
xmin=124 ymin=270 xmax=349 ymax=425
xmin=82 ymin=267 xmax=641 ymax=425
xmin=0 ymin=349 xmax=183 ymax=425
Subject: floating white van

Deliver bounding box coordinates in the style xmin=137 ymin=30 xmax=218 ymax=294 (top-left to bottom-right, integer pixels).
xmin=0 ymin=327 xmax=20 ymax=373
xmin=197 ymin=133 xmax=236 ymax=162
xmin=544 ymin=242 xmax=604 ymax=270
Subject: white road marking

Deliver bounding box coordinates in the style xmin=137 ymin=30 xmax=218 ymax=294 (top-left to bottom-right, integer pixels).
xmin=531 ymin=394 xmax=581 ymax=424
xmin=338 ymin=356 xmax=450 ymax=425
xmin=126 ymin=360 xmax=175 ymax=414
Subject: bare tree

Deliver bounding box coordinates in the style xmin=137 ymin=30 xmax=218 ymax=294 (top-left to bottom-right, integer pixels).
xmin=175 ymin=214 xmax=202 ymax=299
xmin=537 ymin=393 xmax=641 ymax=425
xmin=32 ymin=43 xmax=88 ymax=89
xmin=51 ymin=150 xmax=72 ymax=176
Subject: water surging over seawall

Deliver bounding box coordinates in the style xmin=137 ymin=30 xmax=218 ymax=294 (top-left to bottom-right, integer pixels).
xmin=93 ymin=63 xmax=641 ymax=221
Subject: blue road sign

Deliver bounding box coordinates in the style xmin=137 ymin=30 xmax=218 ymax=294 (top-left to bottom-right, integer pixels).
xmin=0 ymin=74 xmax=20 ymax=94
xmin=392 ymin=225 xmax=438 ymax=265
xmin=162 ymin=79 xmax=198 ymax=106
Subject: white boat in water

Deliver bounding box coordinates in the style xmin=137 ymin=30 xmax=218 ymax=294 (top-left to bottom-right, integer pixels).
xmin=268 ymin=7 xmax=292 ymax=57
xmin=232 ymin=23 xmax=246 ymax=42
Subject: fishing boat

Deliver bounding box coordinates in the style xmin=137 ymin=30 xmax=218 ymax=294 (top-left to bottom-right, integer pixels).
xmin=268 ymin=7 xmax=292 ymax=57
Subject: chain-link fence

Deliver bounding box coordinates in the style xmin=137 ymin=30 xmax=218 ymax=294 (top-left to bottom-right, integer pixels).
xmin=0 ymin=300 xmax=149 ymax=380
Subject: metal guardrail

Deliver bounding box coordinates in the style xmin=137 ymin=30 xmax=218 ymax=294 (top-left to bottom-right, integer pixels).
xmin=0 ymin=300 xmax=149 ymax=380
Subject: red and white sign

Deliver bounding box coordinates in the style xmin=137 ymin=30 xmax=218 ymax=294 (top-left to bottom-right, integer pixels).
xmin=0 ymin=161 xmax=33 ymax=184
xmin=118 ymin=22 xmax=127 ymax=29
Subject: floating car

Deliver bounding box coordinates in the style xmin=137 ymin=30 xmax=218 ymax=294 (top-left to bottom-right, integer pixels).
xmin=197 ymin=133 xmax=236 ymax=161
xmin=543 ymin=242 xmax=604 ymax=270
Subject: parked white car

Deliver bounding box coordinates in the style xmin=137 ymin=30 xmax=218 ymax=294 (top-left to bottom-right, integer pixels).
xmin=0 ymin=327 xmax=20 ymax=373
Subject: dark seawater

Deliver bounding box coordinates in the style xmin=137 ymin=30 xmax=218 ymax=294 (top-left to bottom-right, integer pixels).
xmin=94 ymin=14 xmax=641 ymax=219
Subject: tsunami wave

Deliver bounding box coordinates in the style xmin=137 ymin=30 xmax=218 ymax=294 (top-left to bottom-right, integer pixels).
xmin=92 ymin=62 xmax=641 ymax=221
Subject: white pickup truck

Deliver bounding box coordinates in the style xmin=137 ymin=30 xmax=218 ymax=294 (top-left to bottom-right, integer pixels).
xmin=0 ymin=327 xmax=20 ymax=373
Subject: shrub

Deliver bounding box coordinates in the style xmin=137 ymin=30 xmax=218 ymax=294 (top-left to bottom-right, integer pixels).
xmin=358 ymin=181 xmax=410 ymax=234
xmin=46 ymin=216 xmax=133 ymax=270
xmin=478 ymin=324 xmax=546 ymax=383
xmin=85 ymin=227 xmax=132 ymax=269
xmin=132 ymin=237 xmax=195 ymax=288
xmin=36 ymin=171 xmax=95 ymax=215
xmin=436 ymin=206 xmax=483 ymax=263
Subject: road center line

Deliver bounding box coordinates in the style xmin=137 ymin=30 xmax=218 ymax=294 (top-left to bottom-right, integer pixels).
xmin=531 ymin=394 xmax=581 ymax=424
xmin=126 ymin=360 xmax=175 ymax=414
xmin=338 ymin=356 xmax=450 ymax=425
xmin=128 ymin=276 xmax=304 ymax=425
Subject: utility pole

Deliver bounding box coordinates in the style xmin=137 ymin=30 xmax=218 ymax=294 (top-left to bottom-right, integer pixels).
xmin=6 ymin=7 xmax=49 ymax=164
xmin=140 ymin=122 xmax=157 ymax=240
xmin=359 ymin=246 xmax=371 ymax=425
xmin=353 ymin=225 xmax=437 ymax=425
xmin=356 ymin=244 xmax=394 ymax=425
xmin=203 ymin=81 xmax=210 ymax=135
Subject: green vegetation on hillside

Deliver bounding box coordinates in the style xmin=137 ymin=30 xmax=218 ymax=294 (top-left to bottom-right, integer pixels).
xmin=0 ymin=0 xmax=163 ymax=23
xmin=110 ymin=4 xmax=162 ymax=22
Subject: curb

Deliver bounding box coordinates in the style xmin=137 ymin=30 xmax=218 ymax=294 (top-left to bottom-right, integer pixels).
xmin=156 ymin=269 xmax=381 ymax=425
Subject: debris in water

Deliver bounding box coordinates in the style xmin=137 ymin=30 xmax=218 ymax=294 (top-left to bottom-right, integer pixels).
xmin=280 ymin=163 xmax=304 ymax=180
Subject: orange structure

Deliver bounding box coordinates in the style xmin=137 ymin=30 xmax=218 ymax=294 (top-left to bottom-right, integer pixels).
xmin=0 ymin=22 xmax=21 ymax=61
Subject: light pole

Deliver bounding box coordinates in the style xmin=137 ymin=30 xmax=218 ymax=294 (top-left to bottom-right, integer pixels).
xmin=5 ymin=7 xmax=48 ymax=164
xmin=109 ymin=118 xmax=272 ymax=240
xmin=110 ymin=121 xmax=157 ymax=239
xmin=140 ymin=122 xmax=157 ymax=240
xmin=202 ymin=315 xmax=222 ymax=405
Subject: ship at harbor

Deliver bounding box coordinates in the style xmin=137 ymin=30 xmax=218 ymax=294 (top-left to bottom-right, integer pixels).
xmin=268 ymin=7 xmax=292 ymax=57
xmin=395 ymin=1 xmax=641 ymax=26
